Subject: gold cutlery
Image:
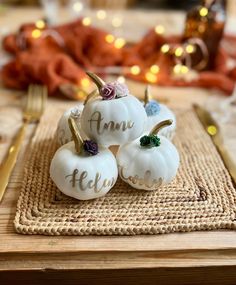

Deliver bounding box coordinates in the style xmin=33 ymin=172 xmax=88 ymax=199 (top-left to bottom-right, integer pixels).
xmin=193 ymin=104 xmax=236 ymax=184
xmin=0 ymin=85 xmax=47 ymax=202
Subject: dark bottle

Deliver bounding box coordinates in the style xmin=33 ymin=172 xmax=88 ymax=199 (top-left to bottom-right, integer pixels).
xmin=184 ymin=0 xmax=227 ymax=70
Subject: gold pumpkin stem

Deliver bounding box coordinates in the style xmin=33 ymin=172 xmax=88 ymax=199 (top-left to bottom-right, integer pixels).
xmin=86 ymin=71 xmax=106 ymax=91
xmin=150 ymin=119 xmax=173 ymax=136
xmin=68 ymin=116 xmax=84 ymax=154
xmin=84 ymin=89 xmax=99 ymax=105
xmin=144 ymin=85 xmax=150 ymax=107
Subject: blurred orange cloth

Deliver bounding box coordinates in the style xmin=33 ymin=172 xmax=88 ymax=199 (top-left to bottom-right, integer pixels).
xmin=1 ymin=20 xmax=123 ymax=95
xmin=1 ymin=19 xmax=236 ymax=96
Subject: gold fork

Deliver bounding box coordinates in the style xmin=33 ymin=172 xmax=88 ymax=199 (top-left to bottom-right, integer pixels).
xmin=0 ymin=84 xmax=47 ymax=202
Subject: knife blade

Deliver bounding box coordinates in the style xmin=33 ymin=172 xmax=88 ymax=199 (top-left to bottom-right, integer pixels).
xmin=193 ymin=104 xmax=236 ymax=185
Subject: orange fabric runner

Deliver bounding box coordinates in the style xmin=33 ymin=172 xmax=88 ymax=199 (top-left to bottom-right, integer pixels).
xmin=1 ymin=19 xmax=236 ymax=96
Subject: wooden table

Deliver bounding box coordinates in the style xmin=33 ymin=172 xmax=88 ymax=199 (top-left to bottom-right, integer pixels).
xmin=1 ymin=7 xmax=236 ymax=285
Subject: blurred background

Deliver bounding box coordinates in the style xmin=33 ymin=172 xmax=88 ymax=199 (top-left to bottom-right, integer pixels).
xmin=1 ymin=0 xmax=236 ymax=98
xmin=0 ymin=0 xmax=226 ymax=10
xmin=1 ymin=1 xmax=235 ymax=15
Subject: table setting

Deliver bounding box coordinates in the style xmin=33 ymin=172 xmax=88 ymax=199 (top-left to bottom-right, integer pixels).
xmin=1 ymin=0 xmax=236 ymax=283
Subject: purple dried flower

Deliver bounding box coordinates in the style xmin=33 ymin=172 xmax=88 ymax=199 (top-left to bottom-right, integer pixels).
xmin=83 ymin=140 xmax=99 ymax=155
xmin=100 ymin=83 xmax=116 ymax=100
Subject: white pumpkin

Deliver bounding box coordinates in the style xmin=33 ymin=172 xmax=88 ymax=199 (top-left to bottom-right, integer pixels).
xmin=143 ymin=87 xmax=176 ymax=140
xmin=56 ymin=105 xmax=84 ymax=146
xmin=117 ymin=120 xmax=179 ymax=190
xmin=50 ymin=116 xmax=118 ymax=200
xmin=80 ymin=72 xmax=147 ymax=146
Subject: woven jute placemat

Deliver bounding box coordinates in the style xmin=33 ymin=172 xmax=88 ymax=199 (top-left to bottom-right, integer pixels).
xmin=14 ymin=106 xmax=236 ymax=235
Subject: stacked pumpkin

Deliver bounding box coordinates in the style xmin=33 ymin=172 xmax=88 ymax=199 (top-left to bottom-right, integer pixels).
xmin=50 ymin=72 xmax=180 ymax=200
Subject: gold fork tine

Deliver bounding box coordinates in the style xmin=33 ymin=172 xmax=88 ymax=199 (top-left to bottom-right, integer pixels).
xmin=34 ymin=85 xmax=47 ymax=117
xmin=26 ymin=84 xmax=39 ymax=118
xmin=32 ymin=85 xmax=42 ymax=118
xmin=25 ymin=85 xmax=34 ymax=114
xmin=0 ymin=84 xmax=47 ymax=202
xmin=39 ymin=85 xmax=47 ymax=116
xmin=26 ymin=85 xmax=45 ymax=120
xmin=42 ymin=86 xmax=47 ymax=114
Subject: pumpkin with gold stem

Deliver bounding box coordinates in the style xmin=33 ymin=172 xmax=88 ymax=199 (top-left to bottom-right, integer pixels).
xmin=50 ymin=116 xmax=118 ymax=200
xmin=143 ymin=86 xmax=176 ymax=140
xmin=80 ymin=72 xmax=147 ymax=146
xmin=117 ymin=119 xmax=180 ymax=191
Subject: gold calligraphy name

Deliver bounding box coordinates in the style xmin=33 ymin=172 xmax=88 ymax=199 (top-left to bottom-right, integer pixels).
xmin=119 ymin=166 xmax=163 ymax=189
xmin=65 ymin=169 xmax=115 ymax=193
xmin=88 ymin=111 xmax=134 ymax=135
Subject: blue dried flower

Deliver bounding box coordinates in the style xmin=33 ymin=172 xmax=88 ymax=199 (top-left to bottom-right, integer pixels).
xmin=145 ymin=100 xmax=161 ymax=116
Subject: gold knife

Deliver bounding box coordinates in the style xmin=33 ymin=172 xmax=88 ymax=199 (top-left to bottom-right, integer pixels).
xmin=193 ymin=104 xmax=236 ymax=184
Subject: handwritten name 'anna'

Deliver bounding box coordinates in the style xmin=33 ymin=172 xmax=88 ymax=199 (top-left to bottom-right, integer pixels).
xmin=65 ymin=169 xmax=116 ymax=193
xmin=88 ymin=111 xmax=134 ymax=135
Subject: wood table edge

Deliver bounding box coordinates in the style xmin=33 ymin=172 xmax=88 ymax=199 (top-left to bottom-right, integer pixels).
xmin=1 ymin=247 xmax=236 ymax=271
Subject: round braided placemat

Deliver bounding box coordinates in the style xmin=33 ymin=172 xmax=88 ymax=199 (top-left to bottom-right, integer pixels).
xmin=14 ymin=106 xmax=236 ymax=235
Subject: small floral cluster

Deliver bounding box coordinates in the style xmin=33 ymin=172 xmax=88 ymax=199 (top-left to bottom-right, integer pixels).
xmin=145 ymin=100 xmax=161 ymax=117
xmin=100 ymin=81 xmax=129 ymax=100
xmin=70 ymin=107 xmax=81 ymax=119
xmin=140 ymin=135 xmax=161 ymax=148
xmin=83 ymin=140 xmax=99 ymax=155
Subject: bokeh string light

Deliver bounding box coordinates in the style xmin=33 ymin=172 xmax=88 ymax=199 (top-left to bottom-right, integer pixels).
xmin=150 ymin=65 xmax=160 ymax=74
xmin=96 ymin=10 xmax=107 ymax=20
xmin=82 ymin=17 xmax=91 ymax=26
xmin=114 ymin=38 xmax=126 ymax=49
xmin=80 ymin=77 xmax=90 ymax=88
xmin=112 ymin=17 xmax=123 ymax=28
xmin=161 ymin=44 xmax=170 ymax=54
xmin=68 ymin=0 xmax=90 ymax=19
xmin=154 ymin=25 xmax=165 ymax=35
xmin=73 ymin=1 xmax=83 ymax=13
xmin=117 ymin=76 xmax=126 ymax=83
xmin=105 ymin=34 xmax=115 ymax=44
xmin=35 ymin=20 xmax=46 ymax=29
xmin=31 ymin=29 xmax=42 ymax=39
xmin=130 ymin=65 xmax=141 ymax=75
xmin=145 ymin=72 xmax=158 ymax=83
xmin=199 ymin=6 xmax=209 ymax=17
